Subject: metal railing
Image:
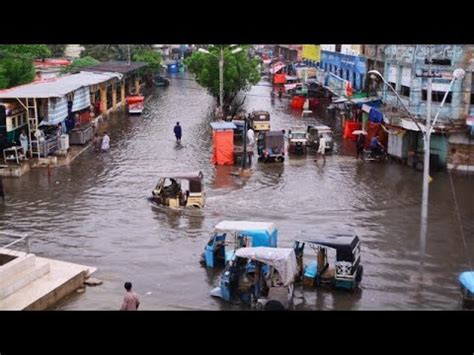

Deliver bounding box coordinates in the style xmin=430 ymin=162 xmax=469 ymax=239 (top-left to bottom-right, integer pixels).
xmin=0 ymin=231 xmax=30 ymax=254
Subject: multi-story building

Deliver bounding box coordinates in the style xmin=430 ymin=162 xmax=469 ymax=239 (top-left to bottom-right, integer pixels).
xmin=364 ymin=45 xmax=474 ymax=171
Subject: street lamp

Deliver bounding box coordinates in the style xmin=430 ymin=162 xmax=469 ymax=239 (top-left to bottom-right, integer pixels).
xmin=368 ymin=67 xmax=465 ymax=265
xmin=198 ymin=45 xmax=243 ymax=118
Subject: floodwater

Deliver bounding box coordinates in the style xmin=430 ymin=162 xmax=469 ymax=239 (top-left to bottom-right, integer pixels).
xmin=0 ymin=74 xmax=473 ymax=310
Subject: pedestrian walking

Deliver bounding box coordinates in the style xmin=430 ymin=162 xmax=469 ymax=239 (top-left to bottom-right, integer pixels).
xmin=356 ymin=133 xmax=366 ymax=160
xmin=101 ymin=132 xmax=110 ymax=152
xmin=120 ymin=281 xmax=140 ymax=310
xmin=174 ymin=121 xmax=182 ymax=143
xmin=315 ymin=134 xmax=327 ymax=163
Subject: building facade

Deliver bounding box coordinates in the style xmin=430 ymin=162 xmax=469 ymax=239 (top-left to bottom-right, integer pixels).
xmin=364 ymin=45 xmax=474 ymax=171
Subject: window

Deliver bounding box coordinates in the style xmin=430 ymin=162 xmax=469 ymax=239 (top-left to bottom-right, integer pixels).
xmin=422 ymin=90 xmax=452 ymax=103
xmin=335 ymin=44 xmax=342 ymax=52
xmin=401 ymin=85 xmax=411 ymax=97
xmin=388 ymin=82 xmax=397 ymax=91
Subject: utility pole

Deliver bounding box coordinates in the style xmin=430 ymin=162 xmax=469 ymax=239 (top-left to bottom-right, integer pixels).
xmin=128 ymin=45 xmax=131 ymax=65
xmin=219 ymin=47 xmax=224 ymax=117
xmin=419 ymin=46 xmax=433 ymax=264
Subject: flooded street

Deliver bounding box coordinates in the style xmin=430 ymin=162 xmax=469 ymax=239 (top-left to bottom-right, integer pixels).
xmin=1 ymin=74 xmax=473 ymax=310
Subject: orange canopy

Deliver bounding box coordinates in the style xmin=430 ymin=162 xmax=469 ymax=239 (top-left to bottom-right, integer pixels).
xmin=211 ymin=130 xmax=234 ymax=165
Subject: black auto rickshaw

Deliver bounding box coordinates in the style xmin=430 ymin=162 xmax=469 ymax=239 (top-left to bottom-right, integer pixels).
xmin=257 ymin=130 xmax=285 ymax=163
xmin=294 ymin=235 xmax=363 ymax=290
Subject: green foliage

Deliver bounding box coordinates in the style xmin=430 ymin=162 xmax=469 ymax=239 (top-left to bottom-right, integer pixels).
xmin=0 ymin=44 xmax=51 ymax=60
xmin=0 ymin=45 xmax=51 ymax=89
xmin=132 ymin=49 xmax=161 ymax=75
xmin=185 ymin=45 xmax=260 ymax=107
xmin=62 ymin=56 xmax=100 ymax=73
xmin=81 ymin=44 xmax=154 ymax=62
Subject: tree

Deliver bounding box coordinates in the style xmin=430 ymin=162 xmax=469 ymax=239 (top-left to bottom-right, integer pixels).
xmin=81 ymin=44 xmax=154 ymax=62
xmin=132 ymin=49 xmax=161 ymax=74
xmin=185 ymin=45 xmax=260 ymax=116
xmin=0 ymin=45 xmax=51 ymax=89
xmin=132 ymin=49 xmax=161 ymax=85
xmin=62 ymin=56 xmax=100 ymax=73
xmin=47 ymin=44 xmax=66 ymax=58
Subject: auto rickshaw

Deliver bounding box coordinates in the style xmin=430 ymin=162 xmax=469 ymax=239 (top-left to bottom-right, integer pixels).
xmin=149 ymin=171 xmax=205 ymax=209
xmin=288 ymin=127 xmax=308 ymax=155
xmin=257 ymin=130 xmax=285 ymax=163
xmin=294 ymin=235 xmax=363 ymax=290
xmin=307 ymin=124 xmax=333 ymax=150
xmin=200 ymin=221 xmax=278 ymax=268
xmin=459 ymin=271 xmax=474 ymax=308
xmin=154 ymin=74 xmax=170 ymax=87
xmin=210 ymin=247 xmax=298 ymax=309
xmin=249 ymin=110 xmax=270 ymax=132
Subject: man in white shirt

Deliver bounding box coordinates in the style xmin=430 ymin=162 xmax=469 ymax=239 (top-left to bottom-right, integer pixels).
xmin=101 ymin=132 xmax=110 ymax=152
xmin=315 ymin=134 xmax=327 ymax=163
xmin=247 ymin=127 xmax=255 ymax=147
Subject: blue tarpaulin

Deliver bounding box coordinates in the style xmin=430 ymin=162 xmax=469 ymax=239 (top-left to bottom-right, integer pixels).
xmin=460 ymin=272 xmax=474 ymax=293
xmin=47 ymin=96 xmax=68 ymax=125
xmin=369 ymin=108 xmax=384 ymax=123
xmin=71 ymin=87 xmax=91 ymax=112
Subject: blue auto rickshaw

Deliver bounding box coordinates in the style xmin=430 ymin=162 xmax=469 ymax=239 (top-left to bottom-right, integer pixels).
xmin=210 ymin=247 xmax=298 ymax=309
xmin=459 ymin=271 xmax=474 ymax=308
xmin=294 ymin=235 xmax=363 ymax=290
xmin=200 ymin=221 xmax=278 ymax=268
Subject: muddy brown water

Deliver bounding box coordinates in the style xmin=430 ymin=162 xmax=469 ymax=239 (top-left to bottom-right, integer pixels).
xmin=0 ymin=74 xmax=472 ymax=310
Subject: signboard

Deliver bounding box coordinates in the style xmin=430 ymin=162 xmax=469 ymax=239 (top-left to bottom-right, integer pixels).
xmin=302 ymin=45 xmax=321 ymax=61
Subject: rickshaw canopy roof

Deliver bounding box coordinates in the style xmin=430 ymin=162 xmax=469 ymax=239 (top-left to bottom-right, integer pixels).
xmin=157 ymin=171 xmax=203 ymax=181
xmin=302 ymin=234 xmax=359 ymax=249
xmin=310 ymin=125 xmax=331 ymax=131
xmin=235 ymin=247 xmax=298 ymax=286
xmin=290 ymin=127 xmax=307 ymax=133
xmin=251 ymin=111 xmax=270 ymax=119
xmin=299 ymin=235 xmax=360 ymax=260
xmin=215 ymin=221 xmax=276 ymax=234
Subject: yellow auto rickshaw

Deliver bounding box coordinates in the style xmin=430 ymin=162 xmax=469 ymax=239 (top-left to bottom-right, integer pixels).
xmin=150 ymin=171 xmax=205 ymax=208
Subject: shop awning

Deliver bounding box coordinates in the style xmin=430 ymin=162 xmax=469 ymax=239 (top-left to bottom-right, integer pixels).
xmin=401 ymin=119 xmax=426 ymax=132
xmin=0 ymin=71 xmax=122 ymax=99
